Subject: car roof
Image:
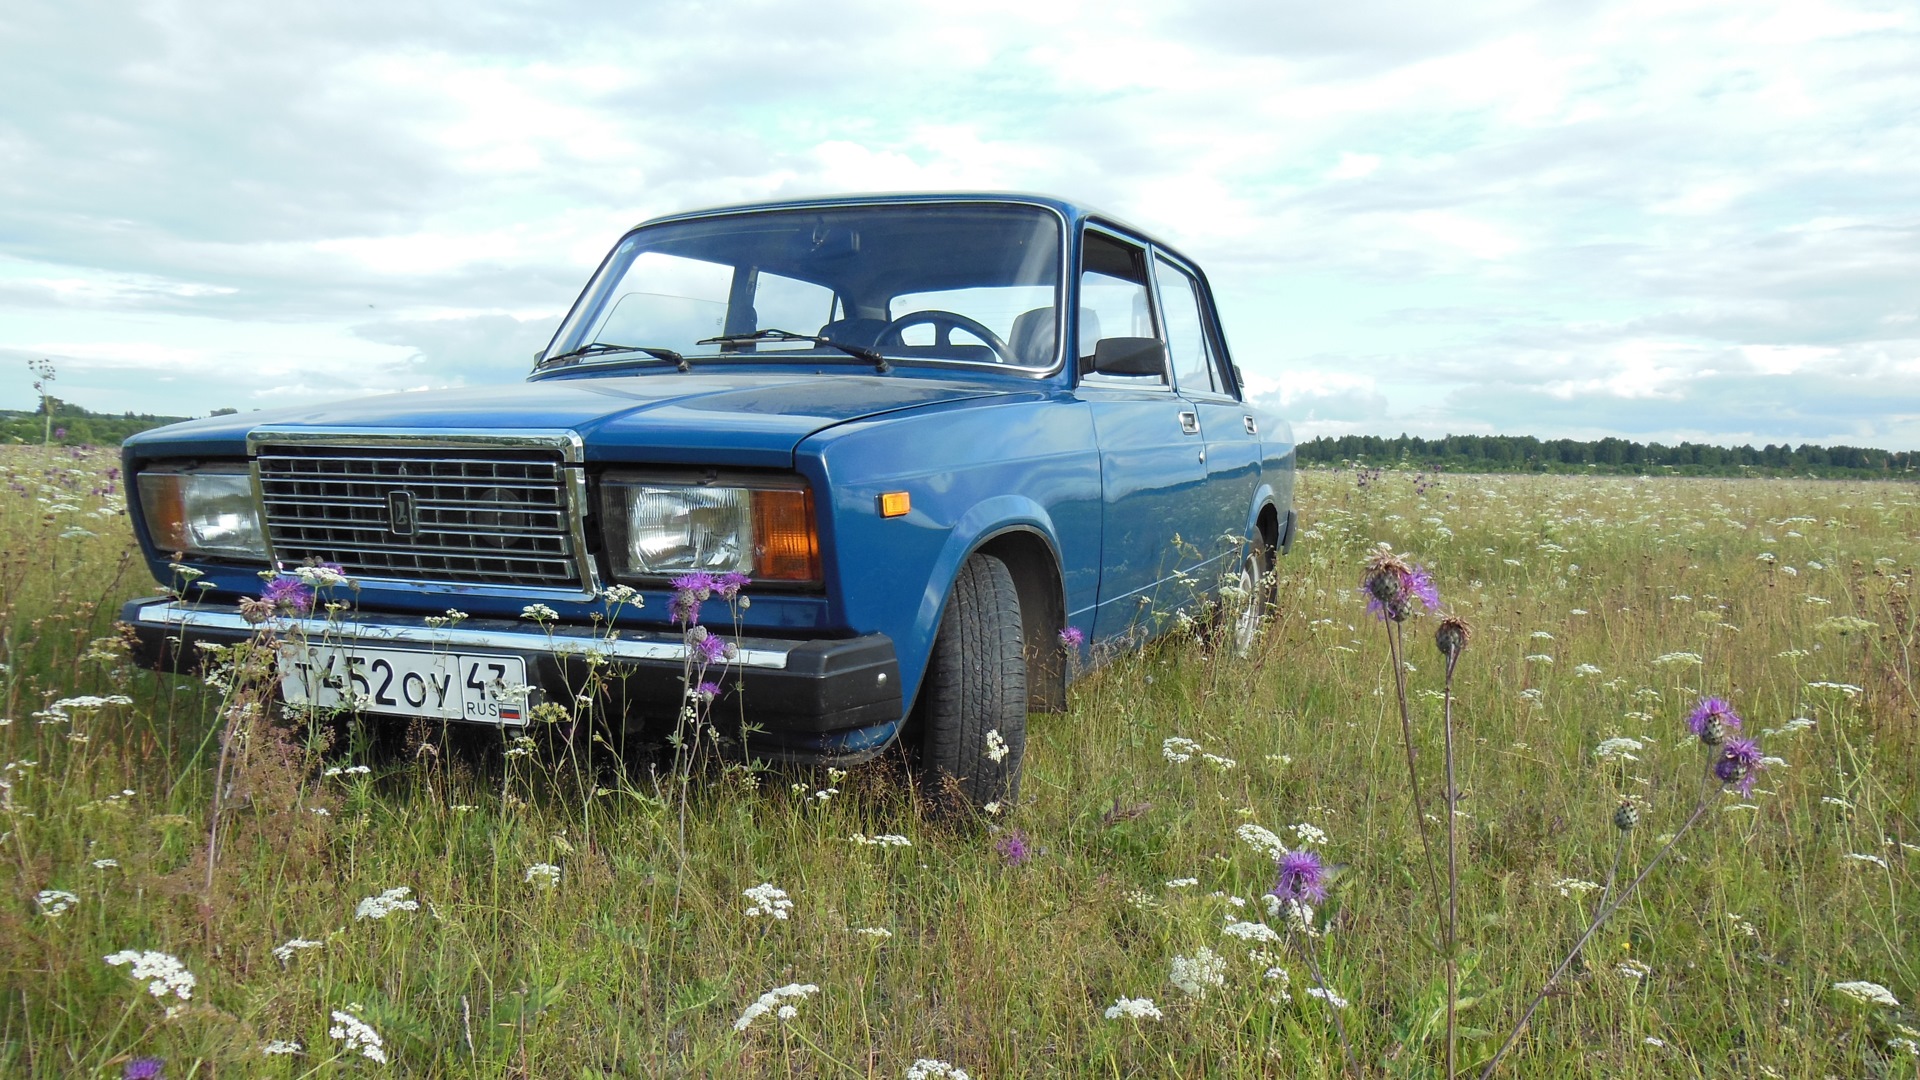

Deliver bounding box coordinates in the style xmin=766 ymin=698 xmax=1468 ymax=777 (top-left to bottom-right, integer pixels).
xmin=637 ymin=192 xmax=1150 ymax=242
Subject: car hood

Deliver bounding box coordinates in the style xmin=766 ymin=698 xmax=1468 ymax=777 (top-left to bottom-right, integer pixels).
xmin=123 ymin=373 xmax=1016 ymax=466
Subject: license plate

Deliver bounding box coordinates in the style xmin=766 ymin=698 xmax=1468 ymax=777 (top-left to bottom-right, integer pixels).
xmin=277 ymin=643 xmax=532 ymax=725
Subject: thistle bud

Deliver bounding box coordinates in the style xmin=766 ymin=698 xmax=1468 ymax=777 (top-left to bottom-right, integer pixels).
xmin=1435 ymin=616 xmax=1472 ymax=661
xmin=1699 ymin=714 xmax=1726 ymax=747
xmin=1613 ymin=801 xmax=1640 ymax=832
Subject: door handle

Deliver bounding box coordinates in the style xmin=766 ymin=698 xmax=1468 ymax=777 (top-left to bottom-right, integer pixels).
xmin=1243 ymin=415 xmax=1259 ymax=435
xmin=1179 ymin=411 xmax=1199 ymax=435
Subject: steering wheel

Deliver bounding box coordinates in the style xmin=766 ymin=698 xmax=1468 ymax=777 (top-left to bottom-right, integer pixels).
xmin=873 ymin=310 xmax=1018 ymax=364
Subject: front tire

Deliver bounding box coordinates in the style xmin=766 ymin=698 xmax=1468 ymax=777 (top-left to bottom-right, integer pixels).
xmin=1228 ymin=535 xmax=1277 ymax=658
xmin=920 ymin=553 xmax=1027 ymax=810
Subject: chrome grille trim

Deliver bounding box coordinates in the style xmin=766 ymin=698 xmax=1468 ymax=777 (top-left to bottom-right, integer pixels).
xmin=245 ymin=429 xmax=598 ymax=597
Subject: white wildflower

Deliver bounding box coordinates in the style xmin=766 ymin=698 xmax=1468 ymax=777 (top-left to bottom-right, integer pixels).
xmin=104 ymin=950 xmax=196 ymax=999
xmin=1652 ymin=652 xmax=1703 ymax=667
xmin=1165 ymin=877 xmax=1199 ymax=889
xmin=1167 ymin=945 xmax=1228 ymax=999
xmin=272 ymin=938 xmax=323 ymax=963
xmin=525 ymin=863 xmax=562 ymax=888
xmin=1222 ymin=920 xmax=1282 ymax=944
xmin=329 ymin=1009 xmax=388 ymax=1063
xmin=1805 ymin=681 xmax=1863 ymax=698
xmin=293 ymin=564 xmax=350 ymax=588
xmin=1235 ymin=823 xmax=1287 ymax=860
xmin=905 ymin=1059 xmax=971 ymax=1080
xmin=1763 ymin=717 xmax=1816 ymax=736
xmin=1305 ymin=986 xmax=1350 ymax=1008
xmin=734 ymin=983 xmax=818 ymax=1031
xmin=1574 ymin=664 xmax=1603 ymax=677
xmin=1846 ymin=853 xmax=1889 ymax=869
xmin=521 ymin=603 xmax=559 ymax=622
xmin=743 ymin=882 xmax=793 ymax=920
xmin=91 ymin=858 xmax=118 ymax=869
xmin=852 ymin=927 xmax=893 ymax=939
xmin=262 ymin=1039 xmax=302 ymax=1056
xmin=1553 ymin=878 xmax=1601 ymax=898
xmin=984 ymin=729 xmax=1009 ymax=763
xmin=1833 ymin=981 xmax=1900 ymax=1007
xmin=1201 ymin=752 xmax=1237 ymax=771
xmin=849 ymin=833 xmax=913 ymax=847
xmin=354 ymin=886 xmax=420 ymax=920
xmin=1525 ymin=654 xmax=1554 ymax=664
xmin=35 ymin=889 xmax=79 ymax=917
xmin=1290 ymin=822 xmax=1328 ymax=846
xmin=1531 ymin=630 xmax=1554 ymax=640
xmin=1821 ymin=796 xmax=1851 ymax=809
xmin=1594 ymin=737 xmax=1644 ymax=762
xmin=1518 ymin=688 xmax=1544 ymax=703
xmin=1103 ymin=996 xmax=1164 ymax=1020
xmin=1162 ymin=736 xmax=1202 ymax=763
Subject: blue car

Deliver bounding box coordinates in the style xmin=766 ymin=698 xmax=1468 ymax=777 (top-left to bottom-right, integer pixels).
xmin=120 ymin=193 xmax=1296 ymax=806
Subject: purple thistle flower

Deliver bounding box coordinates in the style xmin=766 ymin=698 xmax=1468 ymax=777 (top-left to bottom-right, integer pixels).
xmin=995 ymin=829 xmax=1031 ymax=866
xmin=261 ymin=576 xmax=313 ymax=615
xmin=1360 ymin=551 xmax=1438 ymax=622
xmin=695 ymin=680 xmax=721 ymax=701
xmin=671 ymin=571 xmax=716 ymax=598
xmin=1272 ymin=849 xmax=1329 ymax=904
xmin=715 ymin=571 xmax=751 ymax=599
xmin=1686 ymin=697 xmax=1741 ymax=745
xmin=1715 ymin=737 xmax=1766 ymax=797
xmin=123 ymin=1059 xmax=164 ymax=1080
xmin=694 ymin=632 xmax=729 ymax=665
xmin=1058 ymin=625 xmax=1086 ymax=650
xmin=669 ymin=571 xmax=716 ymax=626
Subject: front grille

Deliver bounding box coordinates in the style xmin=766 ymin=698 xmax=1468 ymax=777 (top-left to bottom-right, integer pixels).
xmin=256 ymin=445 xmax=584 ymax=589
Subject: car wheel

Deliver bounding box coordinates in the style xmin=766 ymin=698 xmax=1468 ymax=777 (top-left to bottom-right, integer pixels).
xmin=920 ymin=552 xmax=1026 ymax=810
xmin=1228 ymin=534 xmax=1277 ymax=658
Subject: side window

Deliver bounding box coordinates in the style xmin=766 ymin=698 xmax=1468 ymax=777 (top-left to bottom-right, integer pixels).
xmin=755 ymin=271 xmax=836 ymax=336
xmin=1155 ymin=256 xmax=1223 ymax=396
xmin=1079 ymin=229 xmax=1165 ymax=385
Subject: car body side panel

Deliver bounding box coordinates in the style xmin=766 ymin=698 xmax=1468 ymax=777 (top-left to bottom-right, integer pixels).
xmin=800 ymin=394 xmax=1100 ymax=709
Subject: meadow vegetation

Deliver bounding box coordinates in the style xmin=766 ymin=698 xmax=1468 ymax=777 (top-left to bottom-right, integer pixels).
xmin=3 ymin=444 xmax=1917 ymax=1077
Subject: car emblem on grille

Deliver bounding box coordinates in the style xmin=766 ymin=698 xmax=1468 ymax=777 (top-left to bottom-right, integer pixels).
xmin=386 ymin=490 xmax=419 ymax=536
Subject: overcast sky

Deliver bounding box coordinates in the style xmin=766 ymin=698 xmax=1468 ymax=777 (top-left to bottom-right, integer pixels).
xmin=3 ymin=0 xmax=1916 ymax=449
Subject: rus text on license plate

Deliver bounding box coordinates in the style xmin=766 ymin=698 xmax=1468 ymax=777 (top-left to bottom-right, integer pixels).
xmin=278 ymin=644 xmax=531 ymax=725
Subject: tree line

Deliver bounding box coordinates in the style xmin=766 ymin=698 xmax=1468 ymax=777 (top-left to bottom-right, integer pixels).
xmin=0 ymin=399 xmax=198 ymax=446
xmin=1299 ymin=433 xmax=1920 ymax=479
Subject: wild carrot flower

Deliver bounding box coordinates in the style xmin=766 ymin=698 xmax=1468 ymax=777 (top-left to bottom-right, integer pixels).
xmin=1715 ymin=737 xmax=1765 ymax=796
xmin=35 ymin=889 xmax=79 ymax=917
xmin=103 ymin=950 xmax=195 ymax=1000
xmin=524 ymin=863 xmax=561 ymax=888
xmin=1235 ymin=823 xmax=1287 ymax=860
xmin=1103 ymin=997 xmax=1164 ymax=1020
xmin=1833 ymin=981 xmax=1900 ymax=1007
xmin=995 ymin=829 xmax=1031 ymax=866
xmin=1272 ymin=850 xmax=1329 ymax=904
xmin=1687 ymin=696 xmax=1741 ymax=746
xmin=1170 ymin=947 xmax=1227 ymax=999
xmin=905 ymin=1060 xmax=971 ymax=1080
xmin=353 ymin=886 xmax=419 ymax=920
xmin=743 ymin=883 xmax=793 ymax=919
xmin=328 ymin=1009 xmax=387 ymax=1063
xmin=734 ymin=983 xmax=818 ymax=1031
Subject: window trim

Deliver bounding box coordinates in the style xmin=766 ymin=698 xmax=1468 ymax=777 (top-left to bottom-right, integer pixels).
xmin=1076 ymin=223 xmax=1175 ymax=393
xmin=1148 ymin=248 xmax=1241 ymax=403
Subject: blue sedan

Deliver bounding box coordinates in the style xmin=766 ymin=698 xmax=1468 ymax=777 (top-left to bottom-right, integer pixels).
xmin=120 ymin=193 xmax=1296 ymax=807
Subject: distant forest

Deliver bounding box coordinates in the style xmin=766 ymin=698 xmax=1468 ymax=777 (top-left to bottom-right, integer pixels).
xmin=1300 ymin=433 xmax=1920 ymax=479
xmin=1 ymin=399 xmax=199 ymax=446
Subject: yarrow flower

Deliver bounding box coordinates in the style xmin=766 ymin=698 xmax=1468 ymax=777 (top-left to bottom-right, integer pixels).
xmin=354 ymin=886 xmax=420 ymax=920
xmin=905 ymin=1060 xmax=971 ymax=1080
xmin=1162 ymin=736 xmax=1202 ymax=763
xmin=1272 ymin=850 xmax=1329 ymax=904
xmin=1686 ymin=696 xmax=1741 ymax=745
xmin=995 ymin=829 xmax=1032 ymax=866
xmin=743 ymin=882 xmax=793 ymax=920
xmin=524 ymin=863 xmax=561 ymax=888
xmin=984 ymin=729 xmax=1009 ymax=763
xmin=1714 ymin=737 xmax=1766 ymax=797
xmin=1103 ymin=996 xmax=1164 ymax=1020
xmin=1361 ymin=549 xmax=1439 ymax=622
xmin=328 ymin=1009 xmax=388 ymax=1063
xmin=1833 ymin=981 xmax=1901 ymax=1007
xmin=520 ymin=603 xmax=558 ymax=623
xmin=1170 ymin=946 xmax=1227 ymax=999
xmin=272 ymin=938 xmax=323 ymax=963
xmin=849 ymin=833 xmax=912 ymax=847
xmin=734 ymin=983 xmax=818 ymax=1031
xmin=35 ymin=889 xmax=79 ymax=917
xmin=261 ymin=1040 xmax=302 ymax=1056
xmin=1235 ymin=823 xmax=1288 ymax=861
xmin=103 ymin=950 xmax=195 ymax=1000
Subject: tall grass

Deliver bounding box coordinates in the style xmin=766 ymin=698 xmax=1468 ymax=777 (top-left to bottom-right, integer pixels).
xmin=3 ymin=445 xmax=1917 ymax=1077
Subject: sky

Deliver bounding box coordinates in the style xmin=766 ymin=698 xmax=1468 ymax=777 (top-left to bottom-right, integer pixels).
xmin=2 ymin=0 xmax=1917 ymax=449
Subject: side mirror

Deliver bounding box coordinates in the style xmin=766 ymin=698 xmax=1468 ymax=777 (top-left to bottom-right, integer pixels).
xmin=1090 ymin=337 xmax=1168 ymax=377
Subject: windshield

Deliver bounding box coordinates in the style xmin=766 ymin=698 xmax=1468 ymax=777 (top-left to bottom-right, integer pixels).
xmin=544 ymin=202 xmax=1064 ymax=371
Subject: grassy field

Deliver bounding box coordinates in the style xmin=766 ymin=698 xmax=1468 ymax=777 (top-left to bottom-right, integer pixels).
xmin=3 ymin=444 xmax=1917 ymax=1078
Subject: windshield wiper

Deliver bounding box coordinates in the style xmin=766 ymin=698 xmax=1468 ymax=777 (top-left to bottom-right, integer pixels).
xmin=695 ymin=329 xmax=891 ymax=373
xmin=538 ymin=342 xmax=688 ymax=371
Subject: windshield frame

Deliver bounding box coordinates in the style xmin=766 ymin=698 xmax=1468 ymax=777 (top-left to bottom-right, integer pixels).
xmin=538 ymin=197 xmax=1071 ymax=379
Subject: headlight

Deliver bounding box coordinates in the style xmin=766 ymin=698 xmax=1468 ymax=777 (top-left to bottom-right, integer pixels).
xmin=137 ymin=464 xmax=267 ymax=560
xmin=601 ymin=473 xmax=820 ymax=584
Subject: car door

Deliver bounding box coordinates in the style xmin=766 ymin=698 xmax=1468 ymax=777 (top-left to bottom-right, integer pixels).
xmin=1077 ymin=226 xmax=1210 ymax=643
xmin=1155 ymin=251 xmax=1261 ymax=583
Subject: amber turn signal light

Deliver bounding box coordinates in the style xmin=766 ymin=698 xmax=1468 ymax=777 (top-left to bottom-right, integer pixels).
xmin=878 ymin=491 xmax=911 ymax=518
